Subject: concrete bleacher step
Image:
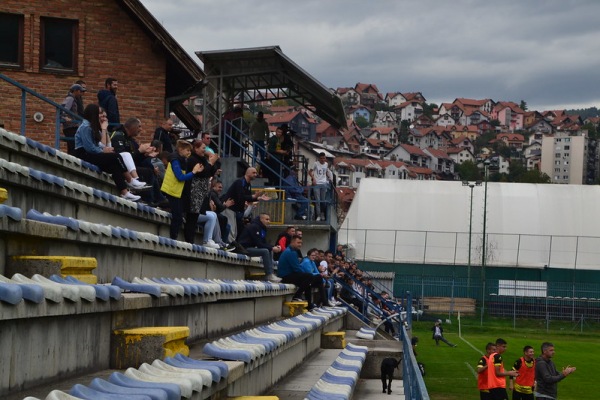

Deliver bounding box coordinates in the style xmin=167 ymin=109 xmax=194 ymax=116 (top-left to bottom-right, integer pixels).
xmin=111 ymin=327 xmax=190 ymax=369
xmin=8 ymin=256 xmax=98 ymax=283
xmin=303 ymin=343 xmax=368 ymax=400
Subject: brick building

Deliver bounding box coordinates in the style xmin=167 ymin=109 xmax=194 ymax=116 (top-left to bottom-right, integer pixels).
xmin=0 ymin=0 xmax=203 ymax=149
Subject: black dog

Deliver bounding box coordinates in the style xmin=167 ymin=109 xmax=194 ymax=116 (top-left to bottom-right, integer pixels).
xmin=380 ymin=357 xmax=401 ymax=394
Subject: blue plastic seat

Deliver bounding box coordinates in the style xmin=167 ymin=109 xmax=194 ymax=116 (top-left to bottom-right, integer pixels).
xmin=111 ymin=276 xmax=161 ymax=297
xmin=108 ymin=372 xmax=180 ymax=400
xmin=26 ymin=209 xmax=80 ymax=231
xmin=0 ymin=282 xmax=23 ymax=305
xmin=70 ymin=383 xmax=152 ymax=400
xmin=89 ymin=378 xmax=169 ymax=400
xmin=0 ymin=204 xmax=22 ymax=221
xmin=202 ymin=342 xmax=253 ymax=363
xmin=171 ymin=354 xmax=228 ymax=380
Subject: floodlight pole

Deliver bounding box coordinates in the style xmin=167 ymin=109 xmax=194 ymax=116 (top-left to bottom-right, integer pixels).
xmin=462 ymin=180 xmax=482 ymax=298
xmin=480 ymin=160 xmax=490 ymax=325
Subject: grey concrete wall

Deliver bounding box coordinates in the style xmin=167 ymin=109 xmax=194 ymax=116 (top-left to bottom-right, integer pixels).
xmin=0 ymin=292 xmax=290 ymax=397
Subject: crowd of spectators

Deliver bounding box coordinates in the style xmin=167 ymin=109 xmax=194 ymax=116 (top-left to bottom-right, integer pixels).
xmin=62 ymin=77 xmax=389 ymax=313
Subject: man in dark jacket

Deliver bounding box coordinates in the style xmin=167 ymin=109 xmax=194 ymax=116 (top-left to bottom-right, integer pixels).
xmin=111 ymin=118 xmax=162 ymax=204
xmin=61 ymin=83 xmax=86 ymax=154
xmin=222 ymin=167 xmax=268 ymax=239
xmin=237 ymin=213 xmax=282 ymax=282
xmin=534 ymin=342 xmax=575 ymax=399
xmin=97 ymin=77 xmax=120 ymax=130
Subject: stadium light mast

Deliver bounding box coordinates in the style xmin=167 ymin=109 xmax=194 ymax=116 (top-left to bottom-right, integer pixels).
xmin=480 ymin=159 xmax=491 ymax=325
xmin=462 ymin=180 xmax=482 ymax=298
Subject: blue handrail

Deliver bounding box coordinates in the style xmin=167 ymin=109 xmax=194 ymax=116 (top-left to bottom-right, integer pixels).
xmin=400 ymin=293 xmax=430 ymax=400
xmin=0 ymin=73 xmax=82 ymax=149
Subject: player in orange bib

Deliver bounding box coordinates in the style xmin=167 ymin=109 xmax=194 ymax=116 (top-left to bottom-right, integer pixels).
xmin=487 ymin=338 xmax=519 ymax=400
xmin=509 ymin=345 xmax=536 ymax=400
xmin=477 ymin=342 xmax=496 ymax=400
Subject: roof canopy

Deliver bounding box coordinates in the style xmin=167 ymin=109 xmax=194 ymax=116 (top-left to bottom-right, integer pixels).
xmin=196 ymin=46 xmax=347 ymax=129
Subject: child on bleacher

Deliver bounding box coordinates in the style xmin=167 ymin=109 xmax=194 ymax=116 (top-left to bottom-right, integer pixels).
xmin=73 ymin=104 xmax=140 ymax=201
xmin=161 ymin=140 xmax=202 ymax=239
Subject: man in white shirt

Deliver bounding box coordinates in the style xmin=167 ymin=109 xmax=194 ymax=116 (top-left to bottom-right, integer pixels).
xmin=309 ymin=152 xmax=333 ymax=221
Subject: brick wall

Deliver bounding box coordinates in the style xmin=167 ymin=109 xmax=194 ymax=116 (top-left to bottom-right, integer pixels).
xmin=0 ymin=0 xmax=168 ymax=150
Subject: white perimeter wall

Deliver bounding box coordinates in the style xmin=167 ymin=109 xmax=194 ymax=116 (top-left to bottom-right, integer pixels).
xmin=339 ymin=178 xmax=600 ymax=270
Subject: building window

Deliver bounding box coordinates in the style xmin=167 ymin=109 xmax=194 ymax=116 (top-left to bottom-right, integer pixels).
xmin=0 ymin=13 xmax=24 ymax=67
xmin=41 ymin=17 xmax=78 ymax=72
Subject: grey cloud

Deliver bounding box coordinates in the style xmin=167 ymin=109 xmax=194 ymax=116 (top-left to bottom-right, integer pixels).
xmin=142 ymin=0 xmax=600 ymax=111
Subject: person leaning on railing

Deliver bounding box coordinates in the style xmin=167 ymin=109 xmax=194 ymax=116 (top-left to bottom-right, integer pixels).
xmin=73 ymin=104 xmax=140 ymax=201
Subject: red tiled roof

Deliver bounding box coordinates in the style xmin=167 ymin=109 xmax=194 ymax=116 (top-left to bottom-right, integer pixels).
xmin=267 ymin=111 xmax=300 ymax=124
xmin=497 ymin=133 xmax=525 ymax=141
xmin=355 ymin=82 xmax=381 ymax=94
xmin=370 ymin=126 xmax=396 ymax=135
xmin=425 ymin=147 xmax=451 ymax=159
xmin=451 ymin=135 xmax=472 ymax=145
xmin=399 ymin=143 xmax=428 ymax=157
xmin=365 ymin=138 xmax=394 ymax=149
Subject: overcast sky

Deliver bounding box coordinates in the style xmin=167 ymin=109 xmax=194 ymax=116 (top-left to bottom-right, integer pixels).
xmin=140 ymin=0 xmax=600 ymax=112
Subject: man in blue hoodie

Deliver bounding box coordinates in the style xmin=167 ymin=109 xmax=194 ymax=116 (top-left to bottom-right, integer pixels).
xmin=278 ymin=235 xmax=324 ymax=309
xmin=97 ymin=77 xmax=120 ymax=131
xmin=237 ymin=213 xmax=282 ymax=282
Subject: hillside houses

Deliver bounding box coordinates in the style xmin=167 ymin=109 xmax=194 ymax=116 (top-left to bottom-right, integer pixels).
xmin=245 ymin=82 xmax=598 ymax=186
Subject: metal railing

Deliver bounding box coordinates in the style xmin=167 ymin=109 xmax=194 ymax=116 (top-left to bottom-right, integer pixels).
xmin=340 ymin=227 xmax=600 ymax=271
xmin=395 ymin=275 xmax=600 ymax=329
xmin=0 ymin=73 xmax=82 ymax=149
xmin=400 ymin=323 xmax=430 ymax=400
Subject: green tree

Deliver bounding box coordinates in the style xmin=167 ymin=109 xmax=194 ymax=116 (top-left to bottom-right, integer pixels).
xmin=271 ymin=99 xmax=290 ymax=107
xmin=398 ymin=120 xmax=411 ymax=143
xmin=582 ymin=122 xmax=599 ymax=140
xmin=354 ymin=115 xmax=369 ymax=128
xmin=456 ymin=160 xmax=481 ymax=181
xmin=508 ymin=160 xmax=526 ymax=181
xmin=423 ymin=103 xmax=438 ymax=119
xmin=517 ymin=169 xmax=551 ymax=183
xmin=519 ymin=100 xmax=528 ymax=111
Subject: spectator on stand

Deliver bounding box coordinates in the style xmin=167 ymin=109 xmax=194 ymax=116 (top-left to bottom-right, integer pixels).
xmin=266 ymin=126 xmax=289 ymax=186
xmin=250 ymin=111 xmax=269 ymax=168
xmin=73 ymin=104 xmax=139 ymax=201
xmin=202 ymin=179 xmax=238 ymax=250
xmin=222 ymin=167 xmax=269 ymax=240
xmin=153 ymin=117 xmax=177 ymax=153
xmin=283 ymin=166 xmax=309 ymax=220
xmin=237 ymin=213 xmax=282 ymax=282
xmin=160 ymin=140 xmax=202 ymax=239
xmin=61 ymin=83 xmax=86 ymax=154
xmin=97 ymin=77 xmax=120 ymax=130
xmin=273 ymin=226 xmax=295 ymax=261
xmin=110 ymin=117 xmax=155 ymax=191
xmin=309 ymin=152 xmax=333 ymax=221
xmin=278 ymin=235 xmax=325 ymax=308
xmin=183 ymin=140 xmax=219 ymax=245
